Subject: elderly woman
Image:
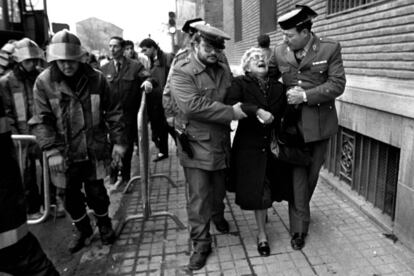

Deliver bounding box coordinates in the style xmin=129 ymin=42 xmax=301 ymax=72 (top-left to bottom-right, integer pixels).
xmin=225 ymin=47 xmax=286 ymax=256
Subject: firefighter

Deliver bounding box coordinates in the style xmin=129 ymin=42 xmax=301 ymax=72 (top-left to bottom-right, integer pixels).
xmin=0 ymin=95 xmax=59 ymax=275
xmin=29 ymin=30 xmax=126 ymax=253
xmin=0 ymin=38 xmax=66 ymax=220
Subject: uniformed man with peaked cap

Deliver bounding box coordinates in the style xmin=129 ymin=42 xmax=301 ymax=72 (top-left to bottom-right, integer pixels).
xmin=163 ymin=18 xmax=229 ymax=127
xmin=269 ymin=5 xmax=346 ymax=250
xmin=169 ymin=23 xmax=246 ymax=270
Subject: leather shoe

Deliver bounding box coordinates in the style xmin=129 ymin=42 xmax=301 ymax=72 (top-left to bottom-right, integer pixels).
xmin=257 ymin=240 xmax=270 ymax=256
xmin=153 ymin=153 xmax=168 ymax=162
xmin=213 ymin=218 xmax=229 ymax=233
xmin=291 ymin=232 xmax=307 ymax=250
xmin=188 ymin=249 xmax=211 ymax=270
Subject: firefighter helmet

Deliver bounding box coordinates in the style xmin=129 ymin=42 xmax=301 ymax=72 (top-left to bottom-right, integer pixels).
xmin=1 ymin=40 xmax=17 ymax=54
xmin=13 ymin=38 xmax=45 ymax=63
xmin=46 ymin=29 xmax=85 ymax=62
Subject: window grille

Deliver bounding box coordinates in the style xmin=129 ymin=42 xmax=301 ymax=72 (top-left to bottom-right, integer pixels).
xmin=325 ymin=127 xmax=399 ymax=219
xmin=327 ymin=0 xmax=386 ymax=15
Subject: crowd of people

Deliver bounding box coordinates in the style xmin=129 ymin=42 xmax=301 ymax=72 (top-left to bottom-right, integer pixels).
xmin=0 ymin=4 xmax=345 ymax=274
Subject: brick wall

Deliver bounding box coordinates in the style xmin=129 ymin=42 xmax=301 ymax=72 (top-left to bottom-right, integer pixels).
xmin=195 ymin=0 xmax=223 ymax=29
xmin=223 ymin=0 xmax=414 ymax=80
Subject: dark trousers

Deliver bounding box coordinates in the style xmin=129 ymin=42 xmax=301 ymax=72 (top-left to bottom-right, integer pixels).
xmin=147 ymin=96 xmax=176 ymax=155
xmin=289 ymin=139 xmax=329 ymax=234
xmin=64 ymin=161 xmax=110 ymax=220
xmin=184 ymin=167 xmax=226 ymax=253
xmin=110 ymin=140 xmax=134 ymax=182
xmin=23 ymin=144 xmax=42 ymax=214
xmin=0 ymin=232 xmax=59 ymax=276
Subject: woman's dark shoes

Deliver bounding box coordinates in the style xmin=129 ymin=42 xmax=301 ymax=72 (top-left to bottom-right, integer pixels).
xmin=257 ymin=239 xmax=270 ymax=256
xmin=291 ymin=232 xmax=307 ymax=250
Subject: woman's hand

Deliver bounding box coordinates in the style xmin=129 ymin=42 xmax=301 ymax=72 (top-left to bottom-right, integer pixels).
xmin=256 ymin=108 xmax=274 ymax=124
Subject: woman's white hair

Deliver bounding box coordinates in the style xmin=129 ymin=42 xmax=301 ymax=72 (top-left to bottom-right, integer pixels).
xmin=240 ymin=47 xmax=264 ymax=72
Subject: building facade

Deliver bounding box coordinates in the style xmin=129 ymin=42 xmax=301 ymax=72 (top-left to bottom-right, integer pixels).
xmin=184 ymin=0 xmax=414 ymax=250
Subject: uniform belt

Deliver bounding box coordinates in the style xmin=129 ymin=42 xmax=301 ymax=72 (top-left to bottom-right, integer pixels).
xmin=0 ymin=223 xmax=28 ymax=250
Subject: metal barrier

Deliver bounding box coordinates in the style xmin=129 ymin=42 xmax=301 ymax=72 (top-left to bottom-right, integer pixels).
xmin=11 ymin=134 xmax=50 ymax=225
xmin=118 ymin=92 xmax=185 ymax=232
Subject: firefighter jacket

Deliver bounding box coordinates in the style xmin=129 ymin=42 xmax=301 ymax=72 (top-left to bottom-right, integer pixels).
xmin=29 ymin=64 xmax=126 ymax=179
xmin=0 ymin=95 xmax=28 ymax=248
xmin=0 ymin=66 xmax=40 ymax=134
xmin=169 ymin=52 xmax=234 ymax=171
xmin=269 ymin=33 xmax=346 ymax=143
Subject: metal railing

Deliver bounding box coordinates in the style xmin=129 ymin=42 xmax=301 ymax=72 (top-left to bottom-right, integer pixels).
xmin=118 ymin=92 xmax=185 ymax=233
xmin=12 ymin=134 xmax=50 ymax=225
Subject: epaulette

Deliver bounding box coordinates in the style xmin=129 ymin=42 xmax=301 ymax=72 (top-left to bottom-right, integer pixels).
xmin=319 ymin=37 xmax=336 ymax=44
xmin=172 ymin=48 xmax=191 ymax=65
xmin=173 ymin=56 xmax=191 ymax=68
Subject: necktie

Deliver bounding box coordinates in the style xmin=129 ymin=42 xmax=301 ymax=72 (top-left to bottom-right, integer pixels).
xmin=116 ymin=62 xmax=121 ymax=74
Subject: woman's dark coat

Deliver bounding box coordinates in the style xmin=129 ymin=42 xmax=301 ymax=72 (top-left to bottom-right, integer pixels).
xmin=225 ymin=74 xmax=287 ymax=210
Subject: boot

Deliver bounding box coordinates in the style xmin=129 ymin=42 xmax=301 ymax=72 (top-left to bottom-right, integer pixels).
xmin=68 ymin=215 xmax=93 ymax=254
xmin=96 ymin=215 xmax=115 ymax=245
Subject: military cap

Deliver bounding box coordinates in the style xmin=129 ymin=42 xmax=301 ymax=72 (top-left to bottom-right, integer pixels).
xmin=193 ymin=24 xmax=230 ymax=50
xmin=182 ymin=18 xmax=205 ymax=34
xmin=46 ymin=29 xmax=85 ymax=62
xmin=278 ymin=5 xmax=317 ymax=30
xmin=13 ymin=38 xmax=45 ymax=63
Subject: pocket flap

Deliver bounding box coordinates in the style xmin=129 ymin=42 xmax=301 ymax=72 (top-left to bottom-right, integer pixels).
xmin=310 ymin=64 xmax=328 ymax=72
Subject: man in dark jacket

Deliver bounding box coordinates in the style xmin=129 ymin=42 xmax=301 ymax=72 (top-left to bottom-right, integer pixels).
xmin=139 ymin=38 xmax=176 ymax=162
xmin=0 ymin=94 xmax=59 ymax=276
xmin=269 ymin=5 xmax=346 ymax=250
xmin=101 ymin=36 xmax=150 ymax=185
xmin=30 ymin=30 xmax=126 ymax=254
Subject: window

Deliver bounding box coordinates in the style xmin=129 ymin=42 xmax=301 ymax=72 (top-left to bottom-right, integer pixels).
xmin=234 ymin=0 xmax=242 ymax=42
xmin=328 ymin=0 xmax=386 ymax=15
xmin=325 ymin=127 xmax=400 ymax=219
xmin=7 ymin=0 xmax=20 ymax=23
xmin=260 ymin=0 xmax=277 ymax=34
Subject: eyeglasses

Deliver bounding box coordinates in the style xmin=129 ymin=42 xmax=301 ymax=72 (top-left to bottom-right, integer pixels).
xmin=249 ymin=53 xmax=265 ymax=61
xmin=201 ymin=42 xmax=223 ymax=53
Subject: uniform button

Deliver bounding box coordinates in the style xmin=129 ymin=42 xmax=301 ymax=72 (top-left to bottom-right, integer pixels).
xmin=262 ymin=148 xmax=266 ymax=152
xmin=298 ymin=71 xmax=301 ymax=74
xmin=298 ymin=80 xmax=302 ymax=84
xmin=317 ymin=104 xmax=320 ymax=106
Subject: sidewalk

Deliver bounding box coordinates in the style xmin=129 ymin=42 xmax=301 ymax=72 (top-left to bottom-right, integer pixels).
xmin=103 ymin=144 xmax=414 ymax=276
